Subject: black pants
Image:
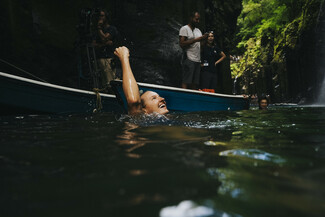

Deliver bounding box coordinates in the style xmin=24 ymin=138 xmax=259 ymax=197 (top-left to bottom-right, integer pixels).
xmin=200 ymin=70 xmax=217 ymax=89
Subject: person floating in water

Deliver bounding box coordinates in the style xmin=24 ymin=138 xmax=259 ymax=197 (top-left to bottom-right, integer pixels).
xmin=258 ymin=96 xmax=269 ymax=110
xmin=114 ymin=46 xmax=169 ymax=115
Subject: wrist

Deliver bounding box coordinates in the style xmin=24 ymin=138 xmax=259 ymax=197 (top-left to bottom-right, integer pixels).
xmin=123 ymin=56 xmax=130 ymax=61
xmin=119 ymin=56 xmax=129 ymax=62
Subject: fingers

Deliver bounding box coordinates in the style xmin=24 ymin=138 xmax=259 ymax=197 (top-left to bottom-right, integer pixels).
xmin=115 ymin=46 xmax=129 ymax=54
xmin=114 ymin=46 xmax=129 ymax=58
xmin=199 ymin=34 xmax=208 ymax=41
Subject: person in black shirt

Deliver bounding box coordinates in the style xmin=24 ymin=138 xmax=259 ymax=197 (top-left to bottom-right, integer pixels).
xmin=200 ymin=32 xmax=226 ymax=90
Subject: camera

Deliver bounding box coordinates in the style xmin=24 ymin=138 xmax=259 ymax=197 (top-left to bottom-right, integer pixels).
xmin=76 ymin=8 xmax=102 ymax=44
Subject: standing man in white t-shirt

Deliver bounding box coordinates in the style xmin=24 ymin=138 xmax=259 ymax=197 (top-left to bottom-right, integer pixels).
xmin=179 ymin=11 xmax=208 ymax=89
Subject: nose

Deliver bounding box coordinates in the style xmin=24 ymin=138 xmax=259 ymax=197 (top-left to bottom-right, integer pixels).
xmin=159 ymin=96 xmax=165 ymax=101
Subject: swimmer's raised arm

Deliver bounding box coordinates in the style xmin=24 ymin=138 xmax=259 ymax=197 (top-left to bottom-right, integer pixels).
xmin=114 ymin=46 xmax=142 ymax=115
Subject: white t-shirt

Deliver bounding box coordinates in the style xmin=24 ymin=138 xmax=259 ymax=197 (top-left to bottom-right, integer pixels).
xmin=179 ymin=25 xmax=202 ymax=62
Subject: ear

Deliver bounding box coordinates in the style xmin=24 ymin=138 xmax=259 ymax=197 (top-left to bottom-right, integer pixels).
xmin=142 ymin=107 xmax=148 ymax=113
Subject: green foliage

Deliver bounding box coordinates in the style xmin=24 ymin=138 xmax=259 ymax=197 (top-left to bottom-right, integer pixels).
xmin=231 ymin=0 xmax=321 ymax=82
xmin=235 ymin=0 xmax=299 ymax=51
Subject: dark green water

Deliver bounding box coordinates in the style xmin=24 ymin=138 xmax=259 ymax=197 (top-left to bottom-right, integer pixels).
xmin=1 ymin=106 xmax=325 ymax=217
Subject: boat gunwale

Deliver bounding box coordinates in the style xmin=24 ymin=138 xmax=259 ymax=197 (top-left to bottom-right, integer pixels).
xmin=111 ymin=80 xmax=246 ymax=99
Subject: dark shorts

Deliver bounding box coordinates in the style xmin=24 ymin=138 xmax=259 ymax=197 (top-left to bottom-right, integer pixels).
xmin=182 ymin=59 xmax=201 ymax=85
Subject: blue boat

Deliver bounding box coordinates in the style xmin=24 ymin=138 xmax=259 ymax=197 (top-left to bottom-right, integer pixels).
xmin=111 ymin=80 xmax=250 ymax=112
xmin=0 ymin=72 xmax=123 ymax=115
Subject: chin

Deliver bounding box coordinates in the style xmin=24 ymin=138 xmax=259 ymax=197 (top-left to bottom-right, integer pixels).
xmin=159 ymin=109 xmax=169 ymax=115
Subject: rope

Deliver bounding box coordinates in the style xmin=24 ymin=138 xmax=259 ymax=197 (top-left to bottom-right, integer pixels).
xmin=93 ymin=88 xmax=107 ymax=112
xmin=0 ymin=58 xmax=48 ymax=83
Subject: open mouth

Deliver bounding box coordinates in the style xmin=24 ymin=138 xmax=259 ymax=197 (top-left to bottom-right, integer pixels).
xmin=159 ymin=103 xmax=166 ymax=109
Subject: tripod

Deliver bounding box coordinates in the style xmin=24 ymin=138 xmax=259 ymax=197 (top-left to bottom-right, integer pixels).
xmin=77 ymin=42 xmax=101 ymax=90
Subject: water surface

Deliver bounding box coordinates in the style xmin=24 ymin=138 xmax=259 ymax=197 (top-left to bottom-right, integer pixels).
xmin=1 ymin=106 xmax=325 ymax=217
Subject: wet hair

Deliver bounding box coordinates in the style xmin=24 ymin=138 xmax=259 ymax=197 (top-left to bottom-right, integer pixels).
xmin=258 ymin=96 xmax=269 ymax=109
xmin=139 ymin=90 xmax=160 ymax=109
xmin=140 ymin=90 xmax=147 ymax=108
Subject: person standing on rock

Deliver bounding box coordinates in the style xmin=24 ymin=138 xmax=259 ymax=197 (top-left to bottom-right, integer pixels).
xmin=179 ymin=11 xmax=208 ymax=89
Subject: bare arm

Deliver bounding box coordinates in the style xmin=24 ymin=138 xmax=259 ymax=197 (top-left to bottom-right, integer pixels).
xmin=98 ymin=29 xmax=112 ymax=41
xmin=114 ymin=47 xmax=142 ymax=115
xmin=215 ymin=51 xmax=226 ymax=65
xmin=97 ymin=20 xmax=112 ymax=42
xmin=179 ymin=33 xmax=208 ymax=49
xmin=102 ymin=39 xmax=113 ymax=46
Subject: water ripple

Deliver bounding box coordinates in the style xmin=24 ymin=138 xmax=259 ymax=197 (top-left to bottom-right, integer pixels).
xmin=219 ymin=149 xmax=286 ymax=163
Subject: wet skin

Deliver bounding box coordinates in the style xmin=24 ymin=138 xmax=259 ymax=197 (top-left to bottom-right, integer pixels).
xmin=259 ymin=99 xmax=268 ymax=110
xmin=141 ymin=91 xmax=169 ymax=115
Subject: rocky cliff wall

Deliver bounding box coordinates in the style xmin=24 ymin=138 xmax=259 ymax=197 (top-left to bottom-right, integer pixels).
xmin=0 ymin=0 xmax=242 ymax=92
xmin=234 ymin=0 xmax=325 ymax=103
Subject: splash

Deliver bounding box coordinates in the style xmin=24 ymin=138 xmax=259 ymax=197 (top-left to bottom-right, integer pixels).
xmin=117 ymin=113 xmax=171 ymax=126
xmin=159 ymin=200 xmax=241 ymax=217
xmin=159 ymin=200 xmax=214 ymax=217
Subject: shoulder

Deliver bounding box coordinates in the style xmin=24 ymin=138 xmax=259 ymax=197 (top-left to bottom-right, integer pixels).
xmin=179 ymin=25 xmax=189 ymax=35
xmin=180 ymin=25 xmax=189 ymax=30
xmin=128 ymin=104 xmax=143 ymax=116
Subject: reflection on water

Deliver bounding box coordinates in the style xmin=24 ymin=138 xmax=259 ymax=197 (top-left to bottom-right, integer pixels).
xmin=1 ymin=106 xmax=325 ymax=217
xmin=219 ymin=149 xmax=286 ymax=164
